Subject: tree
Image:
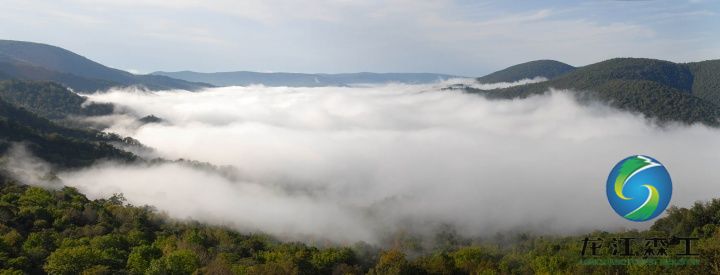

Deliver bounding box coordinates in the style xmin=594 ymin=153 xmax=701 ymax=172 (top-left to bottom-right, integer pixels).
xmin=451 ymin=246 xmax=500 ymax=273
xmin=126 ymin=245 xmax=162 ymax=275
xmin=146 ymin=249 xmax=199 ymax=275
xmin=22 ymin=231 xmax=58 ymax=263
xmin=697 ymin=230 xmax=720 ymax=274
xmin=44 ymin=246 xmax=101 ymax=274
xmin=369 ymin=249 xmax=417 ymax=275
xmin=310 ymin=247 xmax=356 ymax=273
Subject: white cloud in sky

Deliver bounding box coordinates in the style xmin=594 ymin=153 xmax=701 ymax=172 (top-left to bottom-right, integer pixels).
xmin=0 ymin=0 xmax=716 ymax=75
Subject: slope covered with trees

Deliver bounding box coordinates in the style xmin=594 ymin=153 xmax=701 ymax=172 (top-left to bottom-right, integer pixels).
xmin=688 ymin=59 xmax=720 ymax=106
xmin=0 ymin=40 xmax=211 ymax=92
xmin=465 ymin=58 xmax=720 ymax=126
xmin=0 ymin=179 xmax=362 ymax=274
xmin=0 ymin=62 xmax=116 ymax=92
xmin=0 ymin=80 xmax=113 ymax=119
xmin=0 ymin=92 xmax=136 ymax=168
xmin=475 ymin=60 xmax=576 ymax=83
xmin=1 ymin=177 xmax=719 ymax=274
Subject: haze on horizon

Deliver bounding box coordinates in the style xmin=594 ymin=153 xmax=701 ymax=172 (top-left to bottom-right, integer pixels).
xmin=0 ymin=0 xmax=718 ymax=76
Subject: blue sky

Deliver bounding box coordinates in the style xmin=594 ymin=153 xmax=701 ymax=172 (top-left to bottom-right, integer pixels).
xmin=0 ymin=0 xmax=717 ymax=76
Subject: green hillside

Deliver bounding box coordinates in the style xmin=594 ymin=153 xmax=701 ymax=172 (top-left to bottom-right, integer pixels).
xmin=543 ymin=58 xmax=693 ymax=91
xmin=1 ymin=176 xmax=720 ymax=274
xmin=0 ymin=40 xmax=211 ymax=92
xmin=688 ymin=59 xmax=720 ymax=106
xmin=0 ymin=80 xmax=113 ymax=119
xmin=466 ymin=58 xmax=720 ymax=126
xmin=0 ymin=62 xmax=116 ymax=92
xmin=0 ymin=95 xmax=135 ymax=168
xmin=476 ymin=60 xmax=575 ymax=83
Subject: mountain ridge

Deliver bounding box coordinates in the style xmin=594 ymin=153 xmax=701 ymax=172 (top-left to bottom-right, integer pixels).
xmin=152 ymin=70 xmax=459 ymax=87
xmin=0 ymin=93 xmax=136 ymax=168
xmin=0 ymin=80 xmax=114 ymax=119
xmin=0 ymin=40 xmax=212 ymax=92
xmin=463 ymin=57 xmax=720 ymax=126
xmin=476 ymin=60 xmax=576 ymax=83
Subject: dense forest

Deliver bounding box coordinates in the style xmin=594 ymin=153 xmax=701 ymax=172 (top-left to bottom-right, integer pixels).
xmin=465 ymin=58 xmax=720 ymax=126
xmin=0 ymin=81 xmax=113 ymax=119
xmin=1 ymin=175 xmax=719 ymax=274
xmin=688 ymin=60 xmax=720 ymax=106
xmin=475 ymin=60 xmax=576 ymax=83
xmin=0 ymin=80 xmax=154 ymax=169
xmin=0 ymin=98 xmax=135 ymax=168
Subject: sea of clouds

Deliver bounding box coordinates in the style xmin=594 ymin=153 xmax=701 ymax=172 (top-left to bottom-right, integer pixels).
xmin=6 ymin=80 xmax=720 ymax=245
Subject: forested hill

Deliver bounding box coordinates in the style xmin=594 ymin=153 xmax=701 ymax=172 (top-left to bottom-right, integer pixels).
xmin=0 ymin=90 xmax=137 ymax=168
xmin=465 ymin=58 xmax=720 ymax=126
xmin=1 ymin=176 xmax=720 ymax=274
xmin=688 ymin=59 xmax=720 ymax=106
xmin=476 ymin=60 xmax=576 ymax=83
xmin=0 ymin=80 xmax=114 ymax=119
xmin=0 ymin=79 xmax=141 ymax=168
xmin=0 ymin=40 xmax=211 ymax=92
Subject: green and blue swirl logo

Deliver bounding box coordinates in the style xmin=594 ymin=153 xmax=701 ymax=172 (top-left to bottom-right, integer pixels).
xmin=606 ymin=155 xmax=672 ymax=222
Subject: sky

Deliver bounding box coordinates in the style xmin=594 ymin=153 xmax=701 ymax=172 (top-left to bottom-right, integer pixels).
xmin=0 ymin=0 xmax=718 ymax=76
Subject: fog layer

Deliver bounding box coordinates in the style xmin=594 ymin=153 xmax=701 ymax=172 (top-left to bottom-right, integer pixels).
xmin=47 ymin=83 xmax=720 ymax=243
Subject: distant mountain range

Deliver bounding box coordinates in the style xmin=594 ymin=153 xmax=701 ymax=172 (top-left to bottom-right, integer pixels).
xmin=0 ymin=40 xmax=460 ymax=91
xmin=0 ymin=39 xmax=718 ymax=127
xmin=0 ymin=40 xmax=211 ymax=92
xmin=461 ymin=58 xmax=720 ymax=126
xmin=151 ymin=71 xmax=459 ymax=87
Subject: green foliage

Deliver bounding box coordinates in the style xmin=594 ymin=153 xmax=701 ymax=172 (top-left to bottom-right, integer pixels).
xmin=591 ymin=80 xmax=720 ymax=126
xmin=310 ymin=247 xmax=356 ymax=273
xmin=0 ymin=80 xmax=113 ymax=119
xmin=44 ymin=246 xmax=102 ymax=274
xmin=466 ymin=58 xmax=720 ymax=126
xmin=126 ymin=245 xmax=162 ymax=274
xmin=414 ymin=252 xmax=457 ymax=275
xmin=697 ymin=230 xmax=720 ymax=274
xmin=4 ymin=176 xmax=720 ymax=274
xmin=22 ymin=230 xmax=58 ymax=263
xmin=688 ymin=59 xmax=720 ymax=106
xmin=451 ymin=246 xmax=501 ymax=273
xmin=476 ymin=59 xmax=576 ymax=83
xmin=0 ymin=89 xmax=137 ymax=168
xmin=146 ymin=249 xmax=199 ymax=275
xmin=369 ymin=249 xmax=419 ymax=275
xmin=5 ymin=175 xmax=720 ymax=274
xmin=0 ymin=180 xmax=363 ymax=274
xmin=651 ymin=198 xmax=720 ymax=237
